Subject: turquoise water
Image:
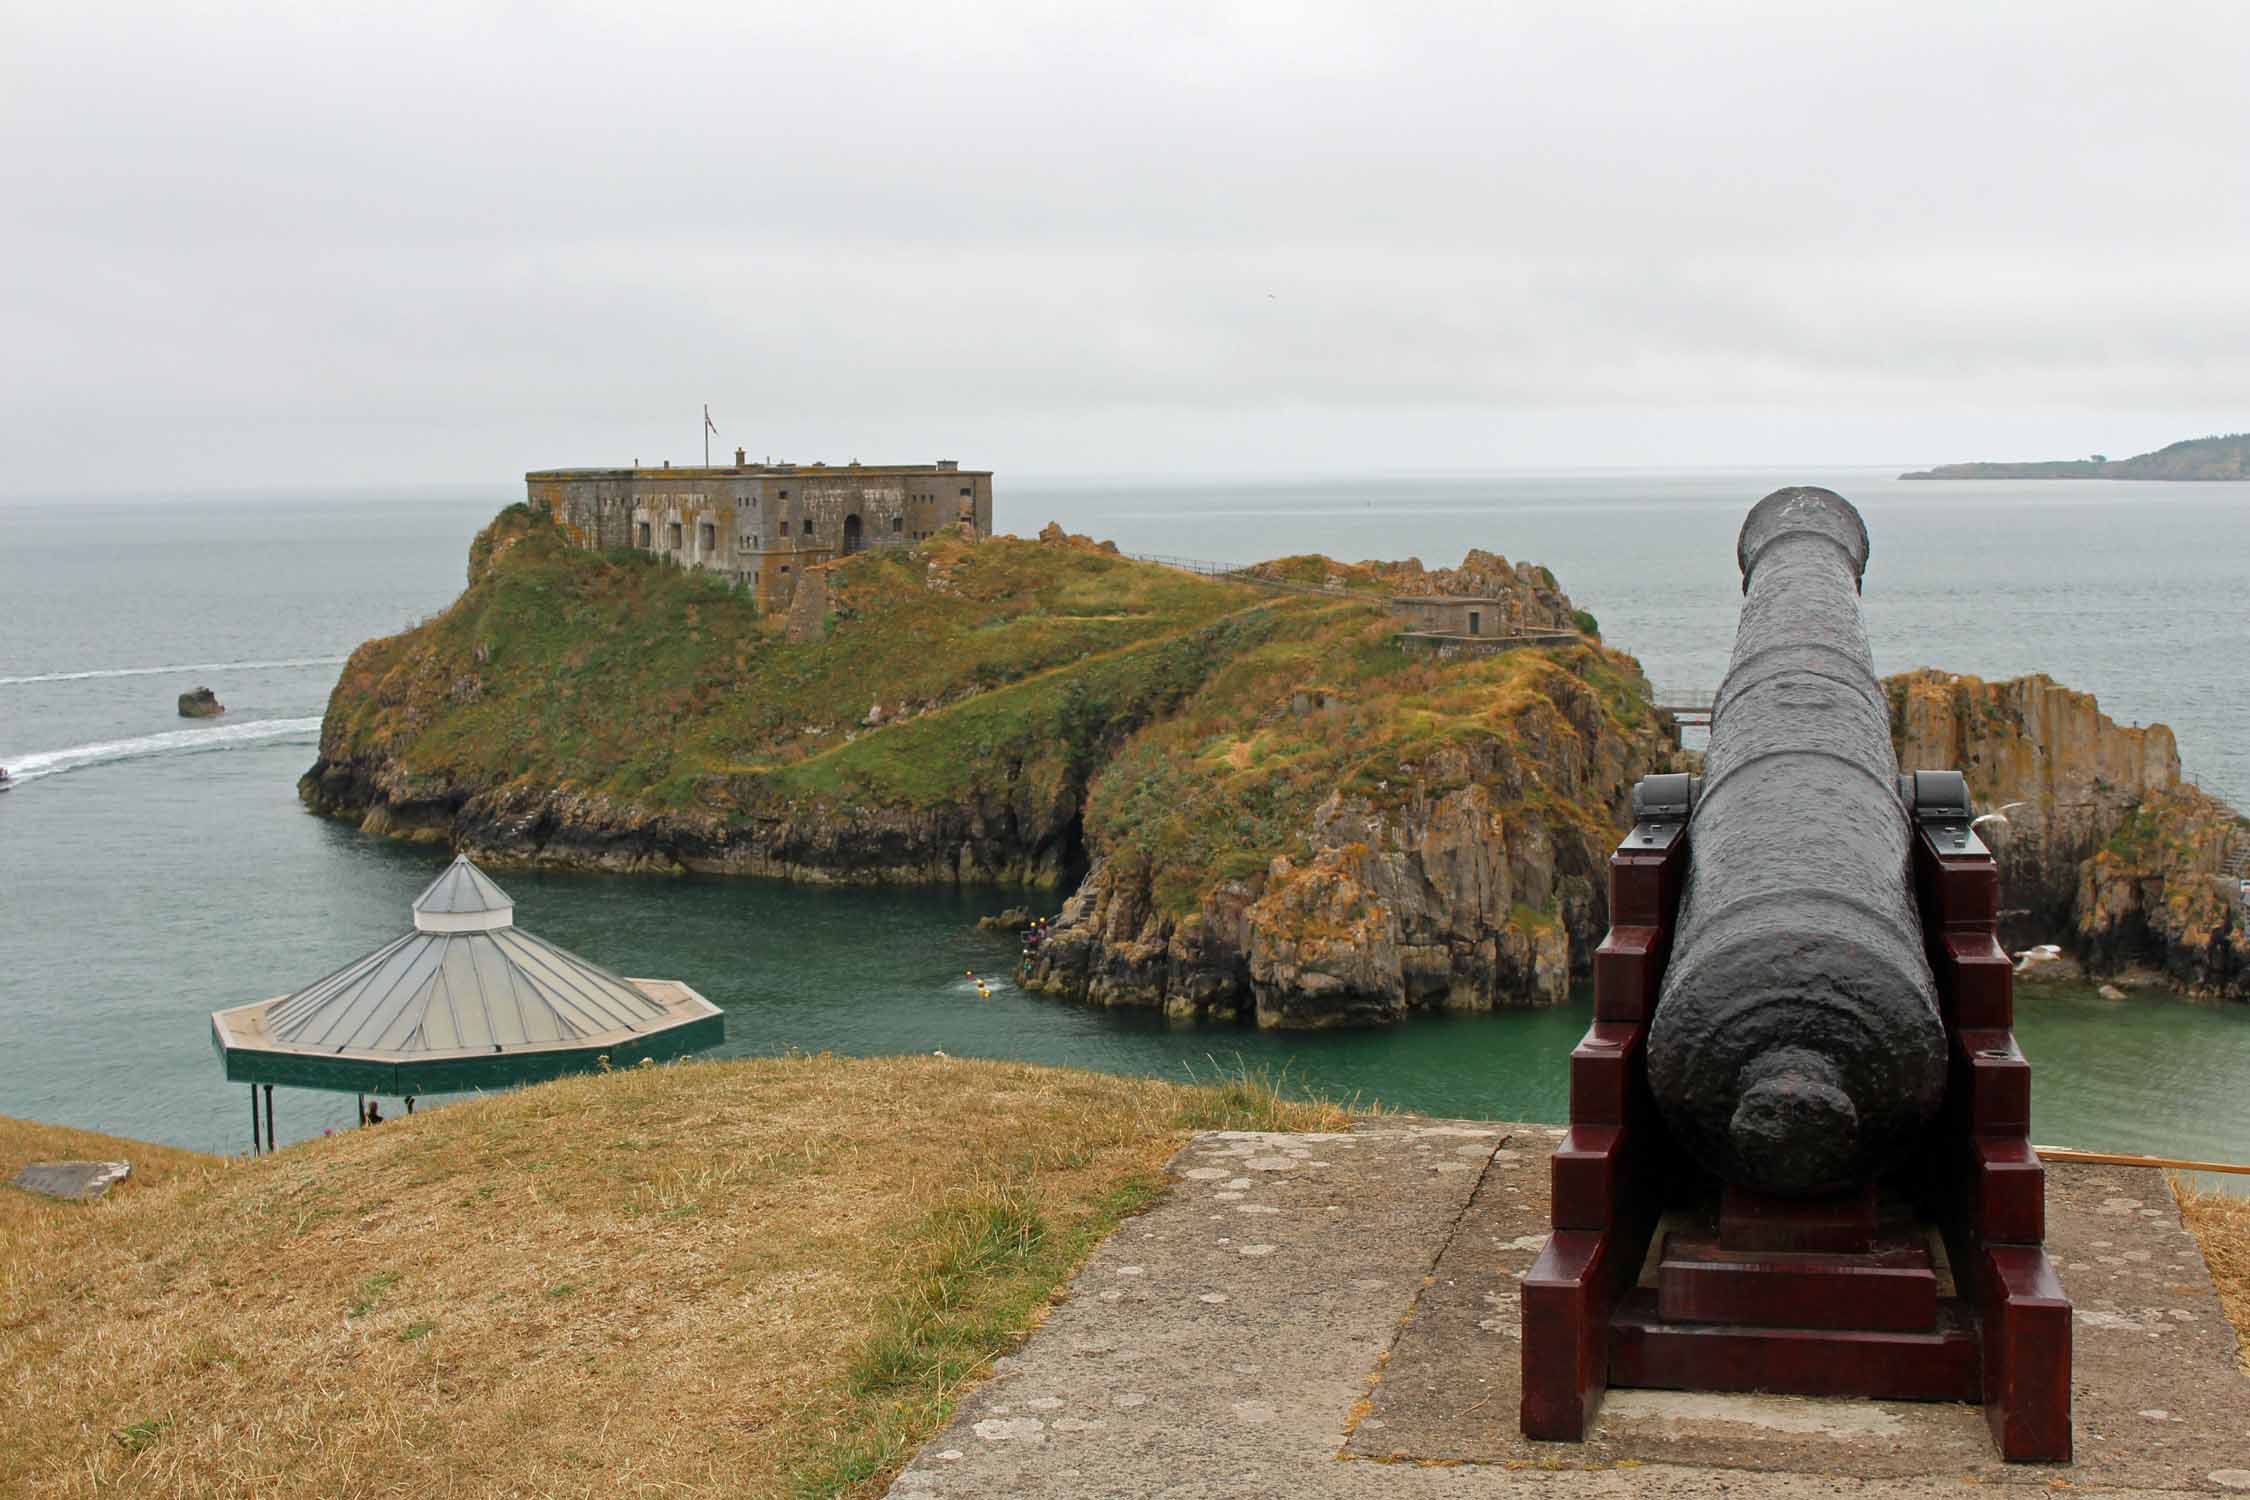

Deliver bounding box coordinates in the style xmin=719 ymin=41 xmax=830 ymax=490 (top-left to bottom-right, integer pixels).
xmin=1 ymin=474 xmax=2246 ymax=1157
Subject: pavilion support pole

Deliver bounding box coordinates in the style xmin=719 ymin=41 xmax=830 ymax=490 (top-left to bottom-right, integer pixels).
xmin=251 ymin=1086 xmax=261 ymax=1155
xmin=264 ymin=1085 xmax=275 ymax=1153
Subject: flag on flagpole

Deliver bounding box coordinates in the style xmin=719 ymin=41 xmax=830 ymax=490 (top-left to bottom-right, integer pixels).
xmin=704 ymin=404 xmax=717 ymax=436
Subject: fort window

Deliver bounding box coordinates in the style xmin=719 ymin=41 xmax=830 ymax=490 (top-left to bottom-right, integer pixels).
xmin=843 ymin=514 xmax=865 ymax=554
xmin=1469 ymin=610 xmax=1481 ymax=636
xmin=801 ymin=518 xmax=814 ymax=536
xmin=778 ymin=488 xmax=789 ymax=499
xmin=959 ymin=486 xmax=972 ymax=497
xmin=698 ymin=522 xmax=715 ymax=550
xmin=667 ymin=522 xmax=683 ymax=549
xmin=891 ymin=515 xmax=903 ymax=532
xmin=742 ymin=533 xmax=757 ymax=548
xmin=636 ymin=521 xmax=651 ymax=547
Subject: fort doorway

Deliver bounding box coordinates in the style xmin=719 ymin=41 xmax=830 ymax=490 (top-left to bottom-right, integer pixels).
xmin=842 ymin=514 xmax=865 ymax=554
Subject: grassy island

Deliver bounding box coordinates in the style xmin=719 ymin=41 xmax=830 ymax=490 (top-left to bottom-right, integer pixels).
xmin=304 ymin=509 xmax=1673 ymax=1026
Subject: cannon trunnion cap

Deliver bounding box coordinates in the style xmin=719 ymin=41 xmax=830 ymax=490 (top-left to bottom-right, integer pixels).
xmin=1632 ymin=772 xmax=1697 ymax=823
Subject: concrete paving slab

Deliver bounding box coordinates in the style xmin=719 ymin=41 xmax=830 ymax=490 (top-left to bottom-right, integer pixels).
xmin=1353 ymin=1143 xmax=2250 ymax=1490
xmin=887 ymin=1122 xmax=2250 ymax=1499
xmin=9 ymin=1159 xmax=130 ymax=1201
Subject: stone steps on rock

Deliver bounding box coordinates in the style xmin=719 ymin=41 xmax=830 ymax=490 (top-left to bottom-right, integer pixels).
xmin=2222 ymin=828 xmax=2250 ymax=879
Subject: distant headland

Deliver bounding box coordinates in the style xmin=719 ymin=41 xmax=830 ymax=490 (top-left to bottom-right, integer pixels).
xmin=1901 ymin=431 xmax=2250 ymax=480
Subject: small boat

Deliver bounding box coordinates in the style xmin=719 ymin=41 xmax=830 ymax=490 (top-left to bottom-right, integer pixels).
xmin=0 ymin=766 xmax=12 ymax=792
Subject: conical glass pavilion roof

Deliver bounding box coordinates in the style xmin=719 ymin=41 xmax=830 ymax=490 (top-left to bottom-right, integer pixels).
xmin=212 ymin=855 xmax=723 ymax=1095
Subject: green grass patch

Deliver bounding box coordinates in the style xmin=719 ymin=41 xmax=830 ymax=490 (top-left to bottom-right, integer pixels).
xmin=112 ymin=1418 xmax=172 ymax=1454
xmin=779 ymin=1068 xmax=1355 ymax=1498
xmin=778 ymin=1177 xmax=1159 ymax=1498
xmin=347 ymin=1270 xmax=400 ymax=1318
xmin=1170 ymin=1057 xmax=1381 ymax=1129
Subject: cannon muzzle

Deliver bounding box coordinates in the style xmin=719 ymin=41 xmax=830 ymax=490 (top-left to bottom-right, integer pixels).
xmin=1645 ymin=487 xmax=1947 ymax=1196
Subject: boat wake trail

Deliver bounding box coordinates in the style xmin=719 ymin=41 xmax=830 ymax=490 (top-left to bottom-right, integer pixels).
xmin=1 ymin=718 xmax=324 ymax=784
xmin=0 ymin=656 xmax=349 ymax=687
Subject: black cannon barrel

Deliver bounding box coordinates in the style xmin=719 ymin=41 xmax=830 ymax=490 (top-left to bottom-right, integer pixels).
xmin=1645 ymin=487 xmax=1946 ymax=1196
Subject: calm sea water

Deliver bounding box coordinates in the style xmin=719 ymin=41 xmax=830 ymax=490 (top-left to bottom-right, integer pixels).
xmin=1 ymin=471 xmax=2245 ymax=1158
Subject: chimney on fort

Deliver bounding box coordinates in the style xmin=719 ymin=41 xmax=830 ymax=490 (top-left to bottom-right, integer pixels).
xmin=735 ymin=447 xmax=746 ymax=466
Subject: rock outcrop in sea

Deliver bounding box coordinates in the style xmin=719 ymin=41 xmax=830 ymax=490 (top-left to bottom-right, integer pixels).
xmin=1889 ymin=669 xmax=2247 ymax=1001
xmin=1020 ymin=564 xmax=1669 ymax=1026
xmin=178 ymin=686 xmax=224 ymax=718
xmin=1024 ymin=697 xmax=1663 ymax=1026
xmin=303 ymin=507 xmax=1676 ymax=1029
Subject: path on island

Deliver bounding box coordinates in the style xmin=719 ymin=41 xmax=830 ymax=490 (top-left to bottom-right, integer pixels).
xmin=714 ymin=594 xmax=1358 ymax=781
xmin=887 ymin=1120 xmax=2250 ymax=1500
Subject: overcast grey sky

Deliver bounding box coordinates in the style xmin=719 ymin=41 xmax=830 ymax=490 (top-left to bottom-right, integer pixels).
xmin=5 ymin=0 xmax=2246 ymax=492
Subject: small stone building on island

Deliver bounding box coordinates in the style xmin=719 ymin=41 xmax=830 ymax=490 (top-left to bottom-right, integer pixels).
xmin=528 ymin=454 xmax=994 ymax=611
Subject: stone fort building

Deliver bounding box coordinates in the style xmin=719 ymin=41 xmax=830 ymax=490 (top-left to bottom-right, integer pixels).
xmin=528 ymin=454 xmax=994 ymax=608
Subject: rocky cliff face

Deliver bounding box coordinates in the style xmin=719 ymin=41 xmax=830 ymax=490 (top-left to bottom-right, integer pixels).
xmin=1024 ymin=654 xmax=1673 ymax=1027
xmin=1889 ymin=670 xmax=2181 ymax=931
xmin=1888 ymin=669 xmax=2246 ymax=999
xmin=302 ymin=753 xmax=1086 ymax=885
xmin=2076 ymin=787 xmax=2248 ymax=999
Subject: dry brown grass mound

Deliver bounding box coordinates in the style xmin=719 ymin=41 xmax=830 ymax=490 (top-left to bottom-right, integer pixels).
xmin=1 ymin=1056 xmax=1345 ymax=1499
xmin=2176 ymin=1177 xmax=2250 ymax=1374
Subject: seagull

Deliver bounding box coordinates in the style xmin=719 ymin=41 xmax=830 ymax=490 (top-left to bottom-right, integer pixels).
xmin=1972 ymin=800 xmax=2030 ymax=832
xmin=2011 ymin=943 xmax=2063 ymax=974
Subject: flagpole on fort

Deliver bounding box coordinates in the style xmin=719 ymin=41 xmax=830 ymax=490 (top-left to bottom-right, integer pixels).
xmin=703 ymin=404 xmax=715 ymax=467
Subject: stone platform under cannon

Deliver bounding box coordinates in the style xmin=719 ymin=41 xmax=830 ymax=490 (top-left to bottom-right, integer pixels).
xmin=1518 ymin=787 xmax=2075 ymax=1458
xmin=881 ymin=1119 xmax=2249 ymax=1499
